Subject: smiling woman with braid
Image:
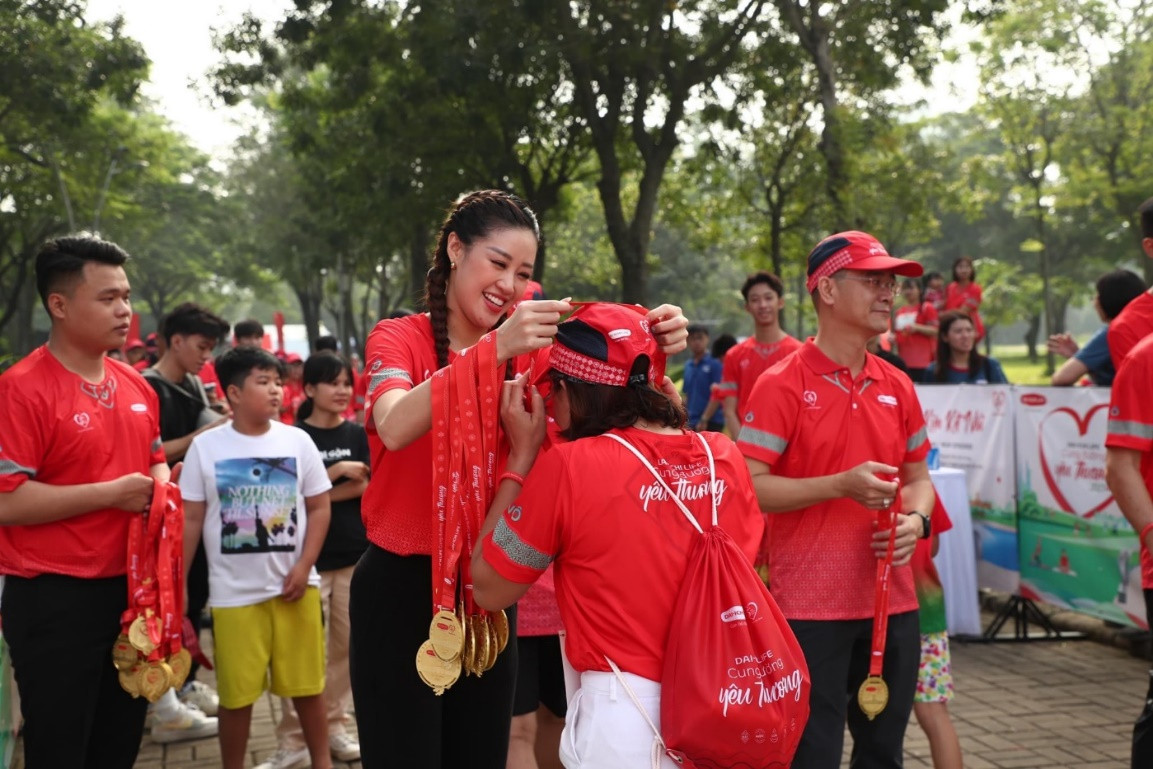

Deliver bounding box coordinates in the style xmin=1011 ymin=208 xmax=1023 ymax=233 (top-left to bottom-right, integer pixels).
xmin=349 ymin=190 xmax=688 ymax=769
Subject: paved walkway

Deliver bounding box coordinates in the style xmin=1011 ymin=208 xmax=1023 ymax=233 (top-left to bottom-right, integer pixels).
xmin=14 ymin=605 xmax=1148 ymax=768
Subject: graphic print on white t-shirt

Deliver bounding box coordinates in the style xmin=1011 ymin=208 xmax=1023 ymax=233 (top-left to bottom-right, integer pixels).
xmin=215 ymin=457 xmax=300 ymax=553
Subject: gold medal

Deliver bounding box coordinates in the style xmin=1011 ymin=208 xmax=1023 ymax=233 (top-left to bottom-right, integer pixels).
xmin=471 ymin=615 xmax=491 ymax=677
xmin=492 ymin=609 xmax=510 ymax=653
xmin=488 ymin=617 xmax=502 ymax=668
xmin=127 ymin=615 xmax=155 ymax=655
xmin=137 ymin=660 xmax=173 ymax=703
xmin=429 ymin=609 xmax=464 ymax=661
xmin=119 ymin=663 xmax=142 ymax=698
xmin=112 ymin=634 xmax=139 ymax=671
xmin=460 ymin=613 xmax=476 ymax=676
xmin=857 ymin=675 xmax=889 ymax=721
xmin=415 ymin=640 xmax=460 ymax=695
xmin=167 ymin=648 xmax=192 ymax=690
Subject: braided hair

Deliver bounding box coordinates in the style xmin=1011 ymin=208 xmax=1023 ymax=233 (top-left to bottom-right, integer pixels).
xmin=424 ymin=190 xmax=541 ymax=369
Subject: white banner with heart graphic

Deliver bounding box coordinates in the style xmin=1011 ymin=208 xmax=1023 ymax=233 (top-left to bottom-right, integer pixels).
xmin=1015 ymin=388 xmax=1117 ymax=519
xmin=1014 ymin=386 xmax=1144 ymax=629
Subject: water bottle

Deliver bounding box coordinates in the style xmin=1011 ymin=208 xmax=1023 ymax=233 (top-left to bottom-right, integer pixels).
xmin=927 ymin=447 xmax=940 ymax=471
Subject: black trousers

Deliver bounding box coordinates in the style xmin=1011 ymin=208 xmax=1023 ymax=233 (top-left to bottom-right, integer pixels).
xmin=349 ymin=545 xmax=519 ymax=768
xmin=788 ymin=610 xmax=920 ymax=769
xmin=185 ymin=541 xmax=209 ymax=681
xmin=3 ymin=574 xmax=148 ymax=769
xmin=1133 ymin=589 xmax=1153 ymax=768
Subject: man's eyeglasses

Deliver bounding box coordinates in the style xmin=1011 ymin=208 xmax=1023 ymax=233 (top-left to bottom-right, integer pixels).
xmin=834 ymin=274 xmax=899 ymax=296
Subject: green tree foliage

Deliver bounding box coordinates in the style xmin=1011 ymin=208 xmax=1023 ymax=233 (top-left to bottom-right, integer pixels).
xmin=0 ymin=1 xmax=147 ymax=346
xmin=772 ymin=0 xmax=956 ymax=227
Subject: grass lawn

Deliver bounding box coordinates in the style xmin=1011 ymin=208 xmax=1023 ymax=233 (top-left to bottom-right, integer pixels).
xmin=990 ymin=346 xmax=1051 ymax=385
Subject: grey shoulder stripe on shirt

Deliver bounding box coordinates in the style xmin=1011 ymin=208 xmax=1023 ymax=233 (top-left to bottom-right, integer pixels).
xmin=907 ymin=426 xmax=928 ymax=452
xmin=1108 ymin=419 xmax=1153 ymax=440
xmin=738 ymin=425 xmax=788 ymax=454
xmin=366 ymin=368 xmax=413 ymax=395
xmin=493 ymin=516 xmax=552 ymax=571
xmin=0 ymin=459 xmax=36 ymax=478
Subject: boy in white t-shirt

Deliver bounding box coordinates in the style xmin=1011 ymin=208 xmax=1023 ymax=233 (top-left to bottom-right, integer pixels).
xmin=180 ymin=346 xmax=333 ymax=769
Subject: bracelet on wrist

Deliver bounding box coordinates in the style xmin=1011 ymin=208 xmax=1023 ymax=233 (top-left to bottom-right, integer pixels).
xmin=499 ymin=471 xmax=526 ymax=486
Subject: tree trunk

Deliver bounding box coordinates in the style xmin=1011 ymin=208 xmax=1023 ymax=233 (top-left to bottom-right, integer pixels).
xmin=1023 ymin=313 xmax=1040 ymax=363
xmin=408 ymin=223 xmax=429 ymax=310
xmin=778 ymin=0 xmax=848 ymax=228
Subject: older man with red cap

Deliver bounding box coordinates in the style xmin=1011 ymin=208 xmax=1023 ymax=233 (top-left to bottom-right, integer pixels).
xmin=737 ymin=231 xmax=938 ymax=769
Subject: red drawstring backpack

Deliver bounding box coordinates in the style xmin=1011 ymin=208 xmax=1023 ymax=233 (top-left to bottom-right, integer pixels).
xmin=603 ymin=432 xmax=810 ymax=769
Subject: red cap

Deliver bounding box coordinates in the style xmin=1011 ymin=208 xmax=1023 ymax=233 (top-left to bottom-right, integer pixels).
xmin=125 ymin=339 xmax=146 ymax=351
xmin=806 ymin=231 xmax=923 ymax=293
xmin=549 ymin=303 xmax=663 ymax=387
xmin=285 ymin=353 xmax=303 ymax=364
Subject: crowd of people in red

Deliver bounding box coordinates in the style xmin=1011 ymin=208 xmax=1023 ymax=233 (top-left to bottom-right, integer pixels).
xmin=1 ymin=192 xmax=1153 ymax=769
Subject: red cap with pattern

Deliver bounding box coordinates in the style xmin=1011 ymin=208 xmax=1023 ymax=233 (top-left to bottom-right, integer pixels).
xmin=549 ymin=303 xmax=663 ymax=387
xmin=806 ymin=231 xmax=923 ymax=293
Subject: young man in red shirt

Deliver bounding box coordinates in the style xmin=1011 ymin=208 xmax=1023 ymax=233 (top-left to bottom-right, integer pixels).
xmin=1109 ymin=197 xmax=1153 ymax=370
xmin=1105 ymin=334 xmax=1153 ymax=767
xmin=718 ymin=271 xmax=801 ymax=439
xmin=738 ymin=231 xmax=937 ymax=769
xmin=0 ymin=236 xmax=171 ymax=768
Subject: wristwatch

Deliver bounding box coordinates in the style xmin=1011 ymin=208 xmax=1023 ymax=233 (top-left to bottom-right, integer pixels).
xmin=910 ymin=511 xmax=931 ymax=539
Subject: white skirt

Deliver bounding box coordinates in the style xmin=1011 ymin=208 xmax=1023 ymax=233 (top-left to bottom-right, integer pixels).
xmin=558 ymin=670 xmax=681 ymax=769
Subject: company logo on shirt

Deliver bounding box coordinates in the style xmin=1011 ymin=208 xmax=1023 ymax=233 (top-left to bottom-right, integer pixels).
xmin=877 ymin=394 xmax=898 ymax=407
xmin=73 ymin=412 xmax=91 ymax=430
xmin=803 ymin=390 xmax=818 ymax=407
xmin=130 ymin=403 xmax=149 ymax=413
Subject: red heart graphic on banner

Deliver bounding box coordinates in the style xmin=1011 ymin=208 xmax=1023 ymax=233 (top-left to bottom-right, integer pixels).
xmin=1037 ymin=405 xmax=1114 ymax=517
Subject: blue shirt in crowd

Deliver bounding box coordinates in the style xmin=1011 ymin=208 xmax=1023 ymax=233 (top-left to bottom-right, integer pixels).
xmin=683 ymin=353 xmax=723 ymax=426
xmin=1074 ymin=326 xmax=1116 ymax=386
xmin=925 ymin=357 xmax=1009 ymax=384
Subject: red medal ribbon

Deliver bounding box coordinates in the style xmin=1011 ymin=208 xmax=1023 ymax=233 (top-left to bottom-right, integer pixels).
xmin=430 ymin=368 xmax=461 ymax=615
xmin=157 ymin=483 xmax=185 ymax=657
xmin=430 ymin=336 xmax=502 ymax=621
xmin=869 ymin=500 xmax=899 ymax=678
xmin=121 ymin=479 xmax=187 ymax=660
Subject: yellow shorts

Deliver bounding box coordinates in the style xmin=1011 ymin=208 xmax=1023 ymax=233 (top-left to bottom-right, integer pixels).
xmin=211 ymin=588 xmax=325 ymax=709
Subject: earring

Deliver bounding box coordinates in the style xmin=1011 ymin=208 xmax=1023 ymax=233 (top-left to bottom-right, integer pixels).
xmin=450 ymin=261 xmax=457 ymax=270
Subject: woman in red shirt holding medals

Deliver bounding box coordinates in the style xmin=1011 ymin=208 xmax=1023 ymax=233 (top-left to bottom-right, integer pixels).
xmin=349 ymin=190 xmax=687 ymax=769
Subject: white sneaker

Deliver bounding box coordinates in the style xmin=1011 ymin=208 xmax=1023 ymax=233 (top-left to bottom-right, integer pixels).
xmin=149 ymin=701 xmax=219 ymax=744
xmin=330 ymin=731 xmax=361 ymax=761
xmin=179 ymin=679 xmax=219 ymax=716
xmin=255 ymin=746 xmax=310 ymax=769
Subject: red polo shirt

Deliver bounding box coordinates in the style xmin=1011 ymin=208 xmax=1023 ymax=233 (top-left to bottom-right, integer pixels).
xmin=717 ymin=335 xmax=802 ymax=419
xmin=1105 ymin=335 xmax=1153 ymax=589
xmin=1108 ymin=291 xmax=1153 ymax=372
xmin=737 ymin=341 xmax=929 ymax=620
xmin=0 ymin=347 xmax=166 ymax=578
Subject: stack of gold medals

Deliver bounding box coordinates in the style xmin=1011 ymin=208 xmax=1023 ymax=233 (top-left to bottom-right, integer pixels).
xmin=114 ymin=479 xmax=190 ymax=702
xmin=416 ymin=606 xmax=511 ymax=695
xmin=113 ymin=597 xmax=192 ymax=702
